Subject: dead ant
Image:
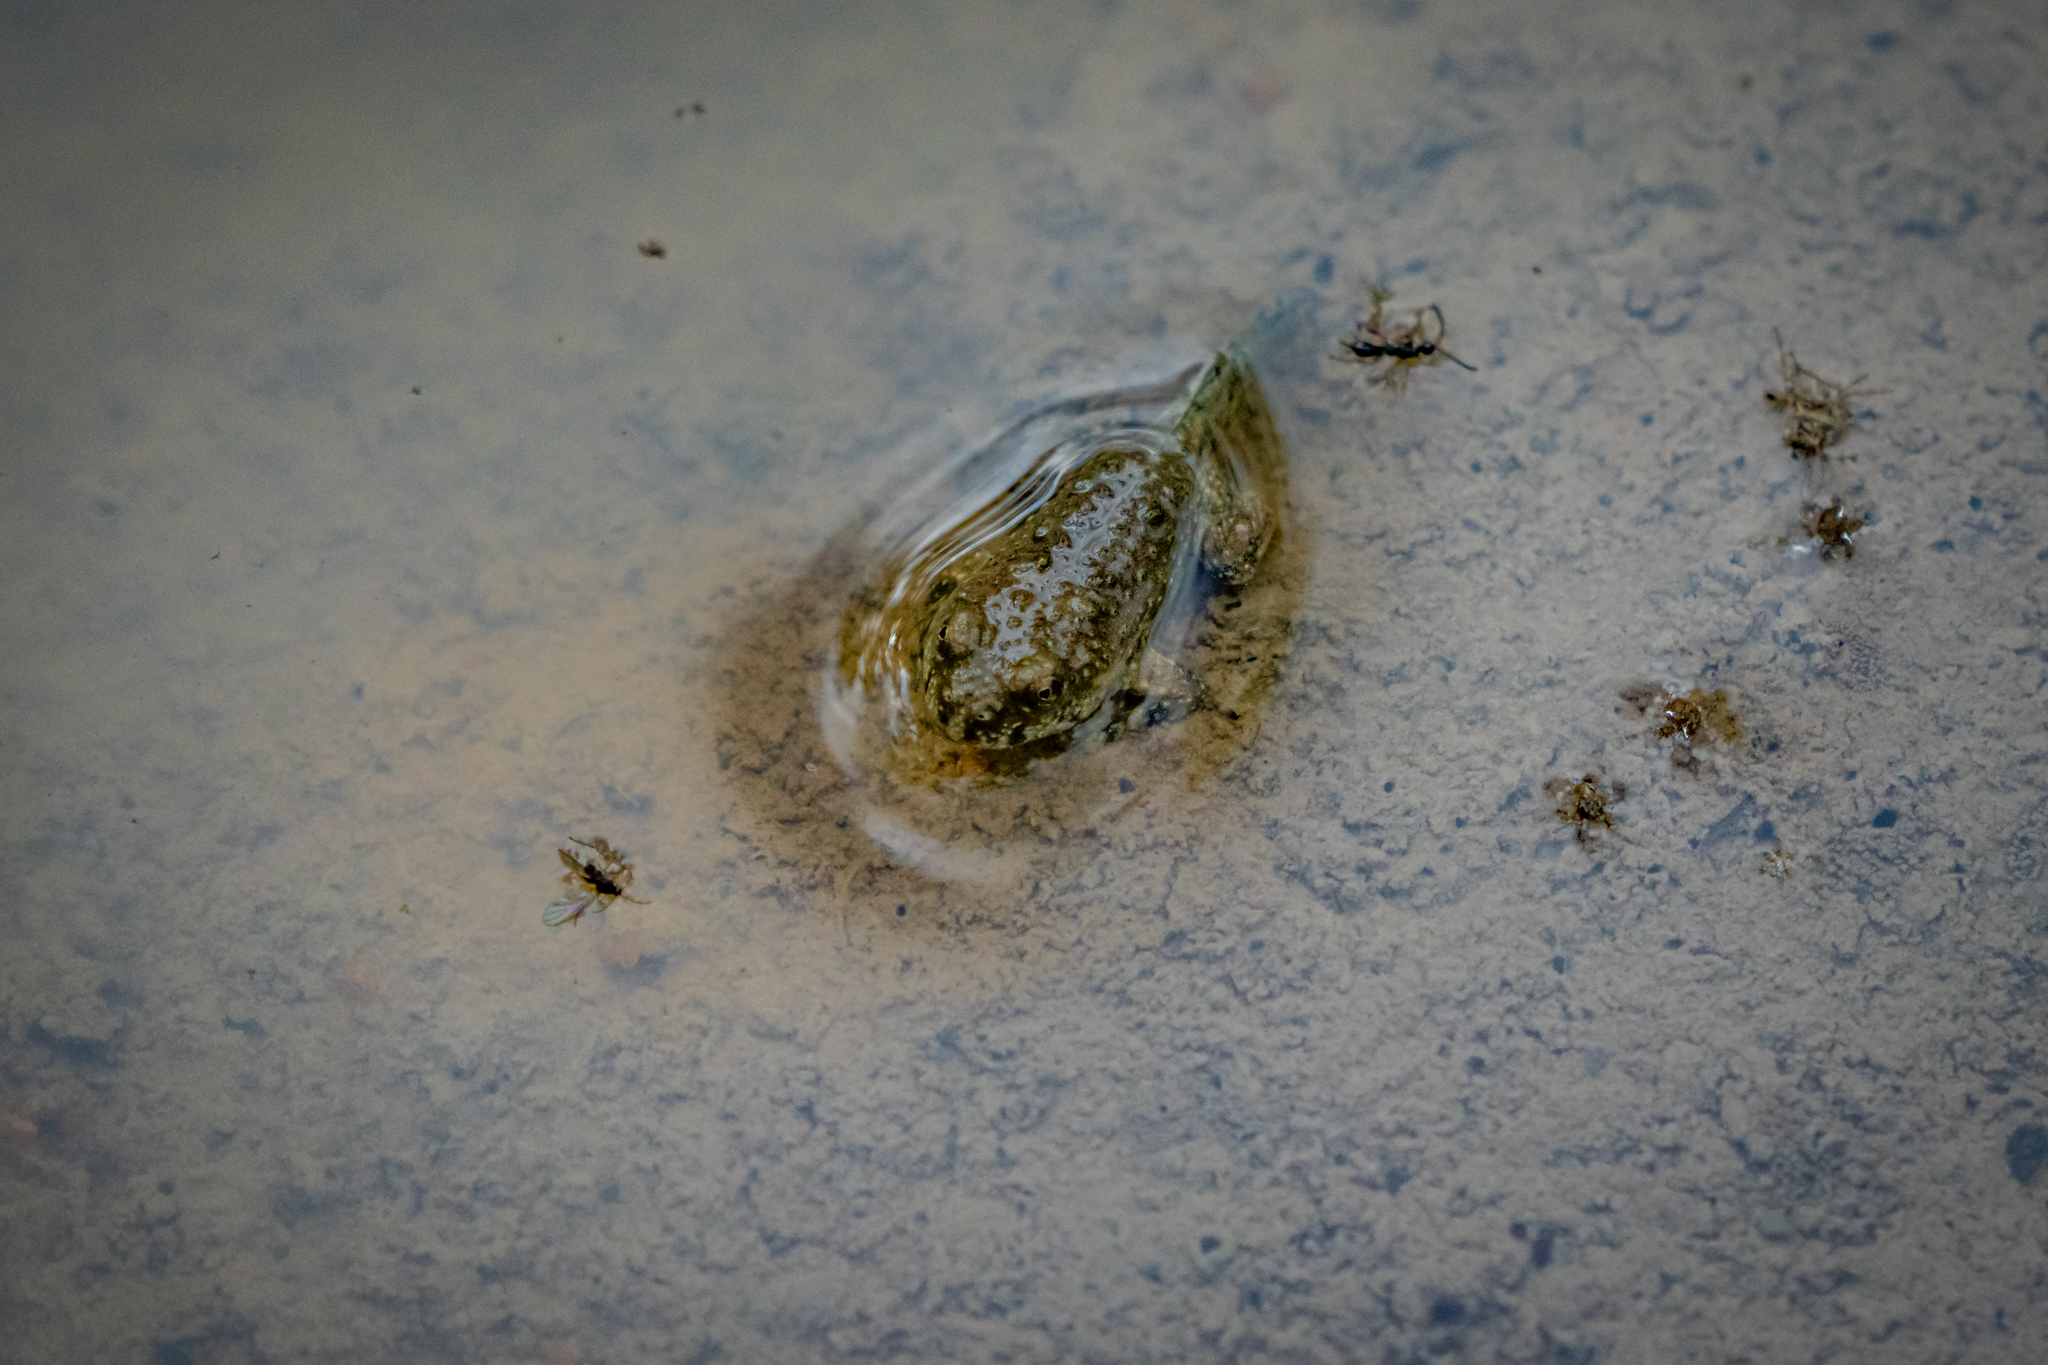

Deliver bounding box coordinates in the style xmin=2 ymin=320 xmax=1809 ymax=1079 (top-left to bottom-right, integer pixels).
xmin=544 ymin=835 xmax=649 ymax=927
xmin=1763 ymin=330 xmax=1874 ymax=458
xmin=1339 ymin=289 xmax=1476 ymax=389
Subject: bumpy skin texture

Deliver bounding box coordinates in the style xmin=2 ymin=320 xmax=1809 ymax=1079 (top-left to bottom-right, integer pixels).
xmin=845 ymin=351 xmax=1283 ymax=758
xmin=1174 ymin=355 xmax=1274 ymax=586
xmin=916 ymin=447 xmax=1192 ymax=747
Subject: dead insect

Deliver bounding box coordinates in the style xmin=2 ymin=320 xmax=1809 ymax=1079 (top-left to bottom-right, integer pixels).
xmin=637 ymin=239 xmax=668 ymax=259
xmin=1760 ymin=848 xmax=1795 ymax=879
xmin=1546 ymin=772 xmax=1623 ymax=843
xmin=1339 ymin=288 xmax=1476 ymax=389
xmin=1656 ymin=689 xmax=1740 ymax=745
xmin=1799 ymin=498 xmax=1865 ymax=560
xmin=545 ymin=835 xmax=648 ymax=927
xmin=1622 ymin=684 xmax=1743 ymax=766
xmin=1764 ymin=330 xmax=1873 ymax=458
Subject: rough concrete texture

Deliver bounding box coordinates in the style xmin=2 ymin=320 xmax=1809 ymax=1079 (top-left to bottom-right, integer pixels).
xmin=2 ymin=1 xmax=2044 ymax=1361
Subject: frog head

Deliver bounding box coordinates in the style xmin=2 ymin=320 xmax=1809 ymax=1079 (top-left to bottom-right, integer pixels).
xmin=919 ymin=585 xmax=1092 ymax=748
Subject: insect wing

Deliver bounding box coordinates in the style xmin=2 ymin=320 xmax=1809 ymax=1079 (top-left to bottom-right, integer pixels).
xmin=544 ymin=889 xmax=598 ymax=927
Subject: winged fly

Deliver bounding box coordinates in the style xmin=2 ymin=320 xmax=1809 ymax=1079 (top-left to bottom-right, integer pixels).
xmin=1339 ymin=289 xmax=1476 ymax=388
xmin=1545 ymin=772 xmax=1622 ymax=844
xmin=544 ymin=835 xmax=648 ymax=927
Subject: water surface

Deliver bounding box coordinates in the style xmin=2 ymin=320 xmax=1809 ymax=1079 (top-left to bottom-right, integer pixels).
xmin=4 ymin=2 xmax=2046 ymax=1361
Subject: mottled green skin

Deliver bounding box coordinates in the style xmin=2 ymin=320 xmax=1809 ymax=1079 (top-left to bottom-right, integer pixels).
xmin=917 ymin=446 xmax=1191 ymax=747
xmin=896 ymin=351 xmax=1281 ymax=751
xmin=1174 ymin=353 xmax=1276 ymax=585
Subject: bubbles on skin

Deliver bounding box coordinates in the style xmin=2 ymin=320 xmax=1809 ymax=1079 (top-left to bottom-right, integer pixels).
xmin=827 ymin=351 xmax=1288 ymax=791
xmin=915 ymin=444 xmax=1192 ymax=749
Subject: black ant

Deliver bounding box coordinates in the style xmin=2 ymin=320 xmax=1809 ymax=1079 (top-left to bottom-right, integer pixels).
xmin=1339 ymin=289 xmax=1476 ymax=389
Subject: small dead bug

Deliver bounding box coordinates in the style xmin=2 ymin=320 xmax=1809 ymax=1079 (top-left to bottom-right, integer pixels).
xmin=1546 ymin=772 xmax=1623 ymax=843
xmin=1622 ymin=684 xmax=1743 ymax=769
xmin=1339 ymin=289 xmax=1476 ymax=390
xmin=1801 ymin=499 xmax=1865 ymax=560
xmin=544 ymin=835 xmax=649 ymax=927
xmin=1764 ymin=331 xmax=1873 ymax=458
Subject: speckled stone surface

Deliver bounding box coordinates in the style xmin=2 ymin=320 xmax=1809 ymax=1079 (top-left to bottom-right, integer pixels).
xmin=3 ymin=2 xmax=2045 ymax=1361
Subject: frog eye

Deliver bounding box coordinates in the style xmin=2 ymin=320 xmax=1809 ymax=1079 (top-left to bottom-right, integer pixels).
xmin=1035 ymin=679 xmax=1064 ymax=703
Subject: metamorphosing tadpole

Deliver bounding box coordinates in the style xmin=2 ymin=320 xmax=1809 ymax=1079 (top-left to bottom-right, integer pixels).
xmin=544 ymin=835 xmax=648 ymax=927
xmin=1764 ymin=330 xmax=1873 ymax=458
xmin=1338 ymin=289 xmax=1476 ymax=390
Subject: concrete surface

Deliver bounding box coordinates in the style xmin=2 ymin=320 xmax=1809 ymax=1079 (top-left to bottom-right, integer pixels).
xmin=3 ymin=2 xmax=2045 ymax=1361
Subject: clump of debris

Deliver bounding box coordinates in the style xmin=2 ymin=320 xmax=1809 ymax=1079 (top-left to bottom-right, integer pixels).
xmin=1764 ymin=331 xmax=1874 ymax=459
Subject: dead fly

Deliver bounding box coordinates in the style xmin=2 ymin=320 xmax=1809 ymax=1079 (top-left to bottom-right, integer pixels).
xmin=545 ymin=835 xmax=648 ymax=927
xmin=1764 ymin=331 xmax=1873 ymax=458
xmin=1339 ymin=289 xmax=1476 ymax=390
xmin=1798 ymin=498 xmax=1865 ymax=560
xmin=1546 ymin=772 xmax=1623 ymax=843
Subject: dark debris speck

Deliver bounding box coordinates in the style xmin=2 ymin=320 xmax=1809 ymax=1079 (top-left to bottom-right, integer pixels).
xmin=2008 ymin=1124 xmax=2048 ymax=1185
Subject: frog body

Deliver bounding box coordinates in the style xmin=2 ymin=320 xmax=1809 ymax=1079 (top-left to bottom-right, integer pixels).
xmin=835 ymin=348 xmax=1284 ymax=767
xmin=917 ymin=444 xmax=1192 ymax=747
